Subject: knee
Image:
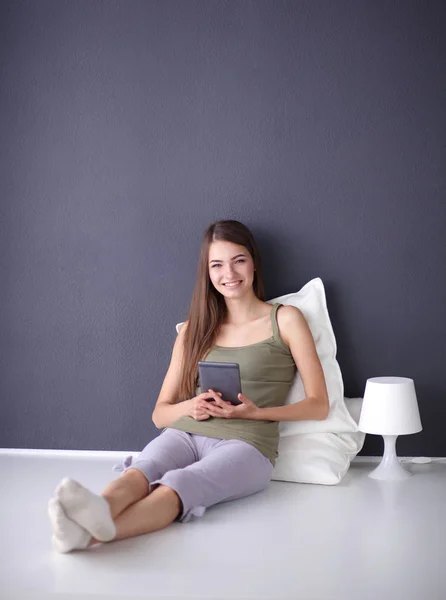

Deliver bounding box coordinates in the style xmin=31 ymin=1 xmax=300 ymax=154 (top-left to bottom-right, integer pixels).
xmin=157 ymin=484 xmax=183 ymax=516
xmin=123 ymin=468 xmax=150 ymax=496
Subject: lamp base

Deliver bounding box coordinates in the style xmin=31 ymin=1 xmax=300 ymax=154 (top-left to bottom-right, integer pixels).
xmin=368 ymin=435 xmax=412 ymax=480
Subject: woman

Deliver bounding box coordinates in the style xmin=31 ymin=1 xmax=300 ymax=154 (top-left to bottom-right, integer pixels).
xmin=48 ymin=219 xmax=329 ymax=552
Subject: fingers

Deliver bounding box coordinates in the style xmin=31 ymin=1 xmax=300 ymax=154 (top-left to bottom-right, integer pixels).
xmin=196 ymin=413 xmax=210 ymax=421
xmin=208 ymin=389 xmax=231 ymax=406
xmin=193 ymin=405 xmax=211 ymax=420
xmin=206 ymin=392 xmax=233 ymax=419
xmin=192 ymin=399 xmax=210 ymax=420
xmin=206 ymin=406 xmax=227 ymax=419
xmin=237 ymin=393 xmax=252 ymax=405
xmin=200 ymin=391 xmax=221 ymax=399
xmin=194 ymin=390 xmax=237 ymax=420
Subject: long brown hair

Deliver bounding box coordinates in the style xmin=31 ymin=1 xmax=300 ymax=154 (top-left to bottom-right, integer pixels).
xmin=178 ymin=220 xmax=266 ymax=401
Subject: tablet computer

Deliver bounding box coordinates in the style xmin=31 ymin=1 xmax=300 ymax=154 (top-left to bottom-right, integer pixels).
xmin=198 ymin=361 xmax=242 ymax=405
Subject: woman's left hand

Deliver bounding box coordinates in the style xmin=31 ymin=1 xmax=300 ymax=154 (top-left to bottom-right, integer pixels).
xmin=204 ymin=389 xmax=260 ymax=420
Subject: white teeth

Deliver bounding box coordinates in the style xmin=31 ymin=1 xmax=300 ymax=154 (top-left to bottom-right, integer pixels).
xmin=223 ymin=281 xmax=241 ymax=287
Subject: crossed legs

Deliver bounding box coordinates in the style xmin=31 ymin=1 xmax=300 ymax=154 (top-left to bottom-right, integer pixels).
xmin=104 ymin=469 xmax=182 ymax=540
xmin=48 ymin=431 xmax=273 ymax=553
xmin=48 ymin=468 xmax=182 ymax=553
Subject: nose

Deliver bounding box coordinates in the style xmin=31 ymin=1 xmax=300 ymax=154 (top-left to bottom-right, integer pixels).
xmin=223 ymin=264 xmax=236 ymax=279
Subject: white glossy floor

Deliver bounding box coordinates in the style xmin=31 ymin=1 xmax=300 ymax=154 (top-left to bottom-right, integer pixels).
xmin=1 ymin=451 xmax=445 ymax=600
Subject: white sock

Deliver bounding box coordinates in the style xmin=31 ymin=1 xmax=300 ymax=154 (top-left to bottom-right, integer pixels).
xmin=56 ymin=477 xmax=116 ymax=542
xmin=48 ymin=498 xmax=91 ymax=553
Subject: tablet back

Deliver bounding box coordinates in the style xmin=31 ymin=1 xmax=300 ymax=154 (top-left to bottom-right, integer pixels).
xmin=198 ymin=361 xmax=242 ymax=405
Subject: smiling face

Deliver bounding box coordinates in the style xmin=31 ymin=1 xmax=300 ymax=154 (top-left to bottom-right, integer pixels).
xmin=208 ymin=240 xmax=256 ymax=297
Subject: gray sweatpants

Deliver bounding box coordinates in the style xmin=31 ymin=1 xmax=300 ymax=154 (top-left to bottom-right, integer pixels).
xmin=120 ymin=428 xmax=273 ymax=522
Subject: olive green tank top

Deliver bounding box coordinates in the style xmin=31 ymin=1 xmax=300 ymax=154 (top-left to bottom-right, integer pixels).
xmin=169 ymin=303 xmax=297 ymax=465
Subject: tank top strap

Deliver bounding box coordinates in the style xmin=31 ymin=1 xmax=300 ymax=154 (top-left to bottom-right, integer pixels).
xmin=270 ymin=302 xmax=282 ymax=342
xmin=270 ymin=302 xmax=291 ymax=352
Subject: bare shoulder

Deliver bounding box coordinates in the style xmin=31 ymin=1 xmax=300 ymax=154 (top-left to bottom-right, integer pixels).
xmin=174 ymin=320 xmax=189 ymax=350
xmin=277 ymin=304 xmax=306 ymax=323
xmin=276 ymin=305 xmax=308 ymax=346
xmin=178 ymin=320 xmax=189 ymax=334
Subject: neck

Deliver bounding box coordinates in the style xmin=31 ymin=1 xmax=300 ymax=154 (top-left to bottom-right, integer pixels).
xmin=222 ymin=293 xmax=266 ymax=326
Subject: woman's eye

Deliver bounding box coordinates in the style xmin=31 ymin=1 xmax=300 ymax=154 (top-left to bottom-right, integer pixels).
xmin=211 ymin=259 xmax=245 ymax=268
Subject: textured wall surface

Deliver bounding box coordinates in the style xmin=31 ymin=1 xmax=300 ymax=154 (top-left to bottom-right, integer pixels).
xmin=1 ymin=1 xmax=445 ymax=456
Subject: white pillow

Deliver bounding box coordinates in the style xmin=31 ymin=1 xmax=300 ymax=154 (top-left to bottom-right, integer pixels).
xmin=271 ymin=397 xmax=366 ymax=485
xmin=175 ymin=277 xmax=358 ymax=435
xmin=267 ymin=278 xmax=359 ymax=435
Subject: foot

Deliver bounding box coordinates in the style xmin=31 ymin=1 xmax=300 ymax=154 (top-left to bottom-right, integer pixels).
xmin=48 ymin=498 xmax=91 ymax=553
xmin=56 ymin=478 xmax=116 ymax=542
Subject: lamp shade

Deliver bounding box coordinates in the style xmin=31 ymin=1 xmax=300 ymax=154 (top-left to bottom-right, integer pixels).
xmin=358 ymin=377 xmax=422 ymax=436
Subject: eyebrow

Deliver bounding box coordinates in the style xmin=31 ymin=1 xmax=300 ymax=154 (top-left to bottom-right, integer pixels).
xmin=209 ymin=253 xmax=246 ymax=264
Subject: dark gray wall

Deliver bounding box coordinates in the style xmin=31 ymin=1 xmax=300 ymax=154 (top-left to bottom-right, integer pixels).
xmin=1 ymin=1 xmax=445 ymax=457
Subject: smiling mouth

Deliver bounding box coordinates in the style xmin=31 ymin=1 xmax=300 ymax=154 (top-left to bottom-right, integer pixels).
xmin=223 ymin=281 xmax=242 ymax=287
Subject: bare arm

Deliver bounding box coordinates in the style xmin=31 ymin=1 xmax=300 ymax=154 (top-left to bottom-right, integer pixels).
xmin=152 ymin=323 xmax=216 ymax=428
xmin=152 ymin=323 xmax=192 ymax=428
xmin=257 ymin=306 xmax=329 ymax=421
xmin=251 ymin=398 xmax=327 ymax=421
xmin=262 ymin=306 xmax=329 ymax=421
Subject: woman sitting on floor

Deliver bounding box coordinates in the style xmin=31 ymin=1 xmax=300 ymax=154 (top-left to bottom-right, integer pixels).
xmin=48 ymin=219 xmax=329 ymax=553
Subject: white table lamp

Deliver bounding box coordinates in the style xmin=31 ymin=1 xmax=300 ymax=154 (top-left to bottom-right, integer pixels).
xmin=358 ymin=377 xmax=423 ymax=480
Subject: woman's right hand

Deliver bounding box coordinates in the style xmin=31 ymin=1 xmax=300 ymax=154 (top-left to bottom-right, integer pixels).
xmin=187 ymin=392 xmax=222 ymax=421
